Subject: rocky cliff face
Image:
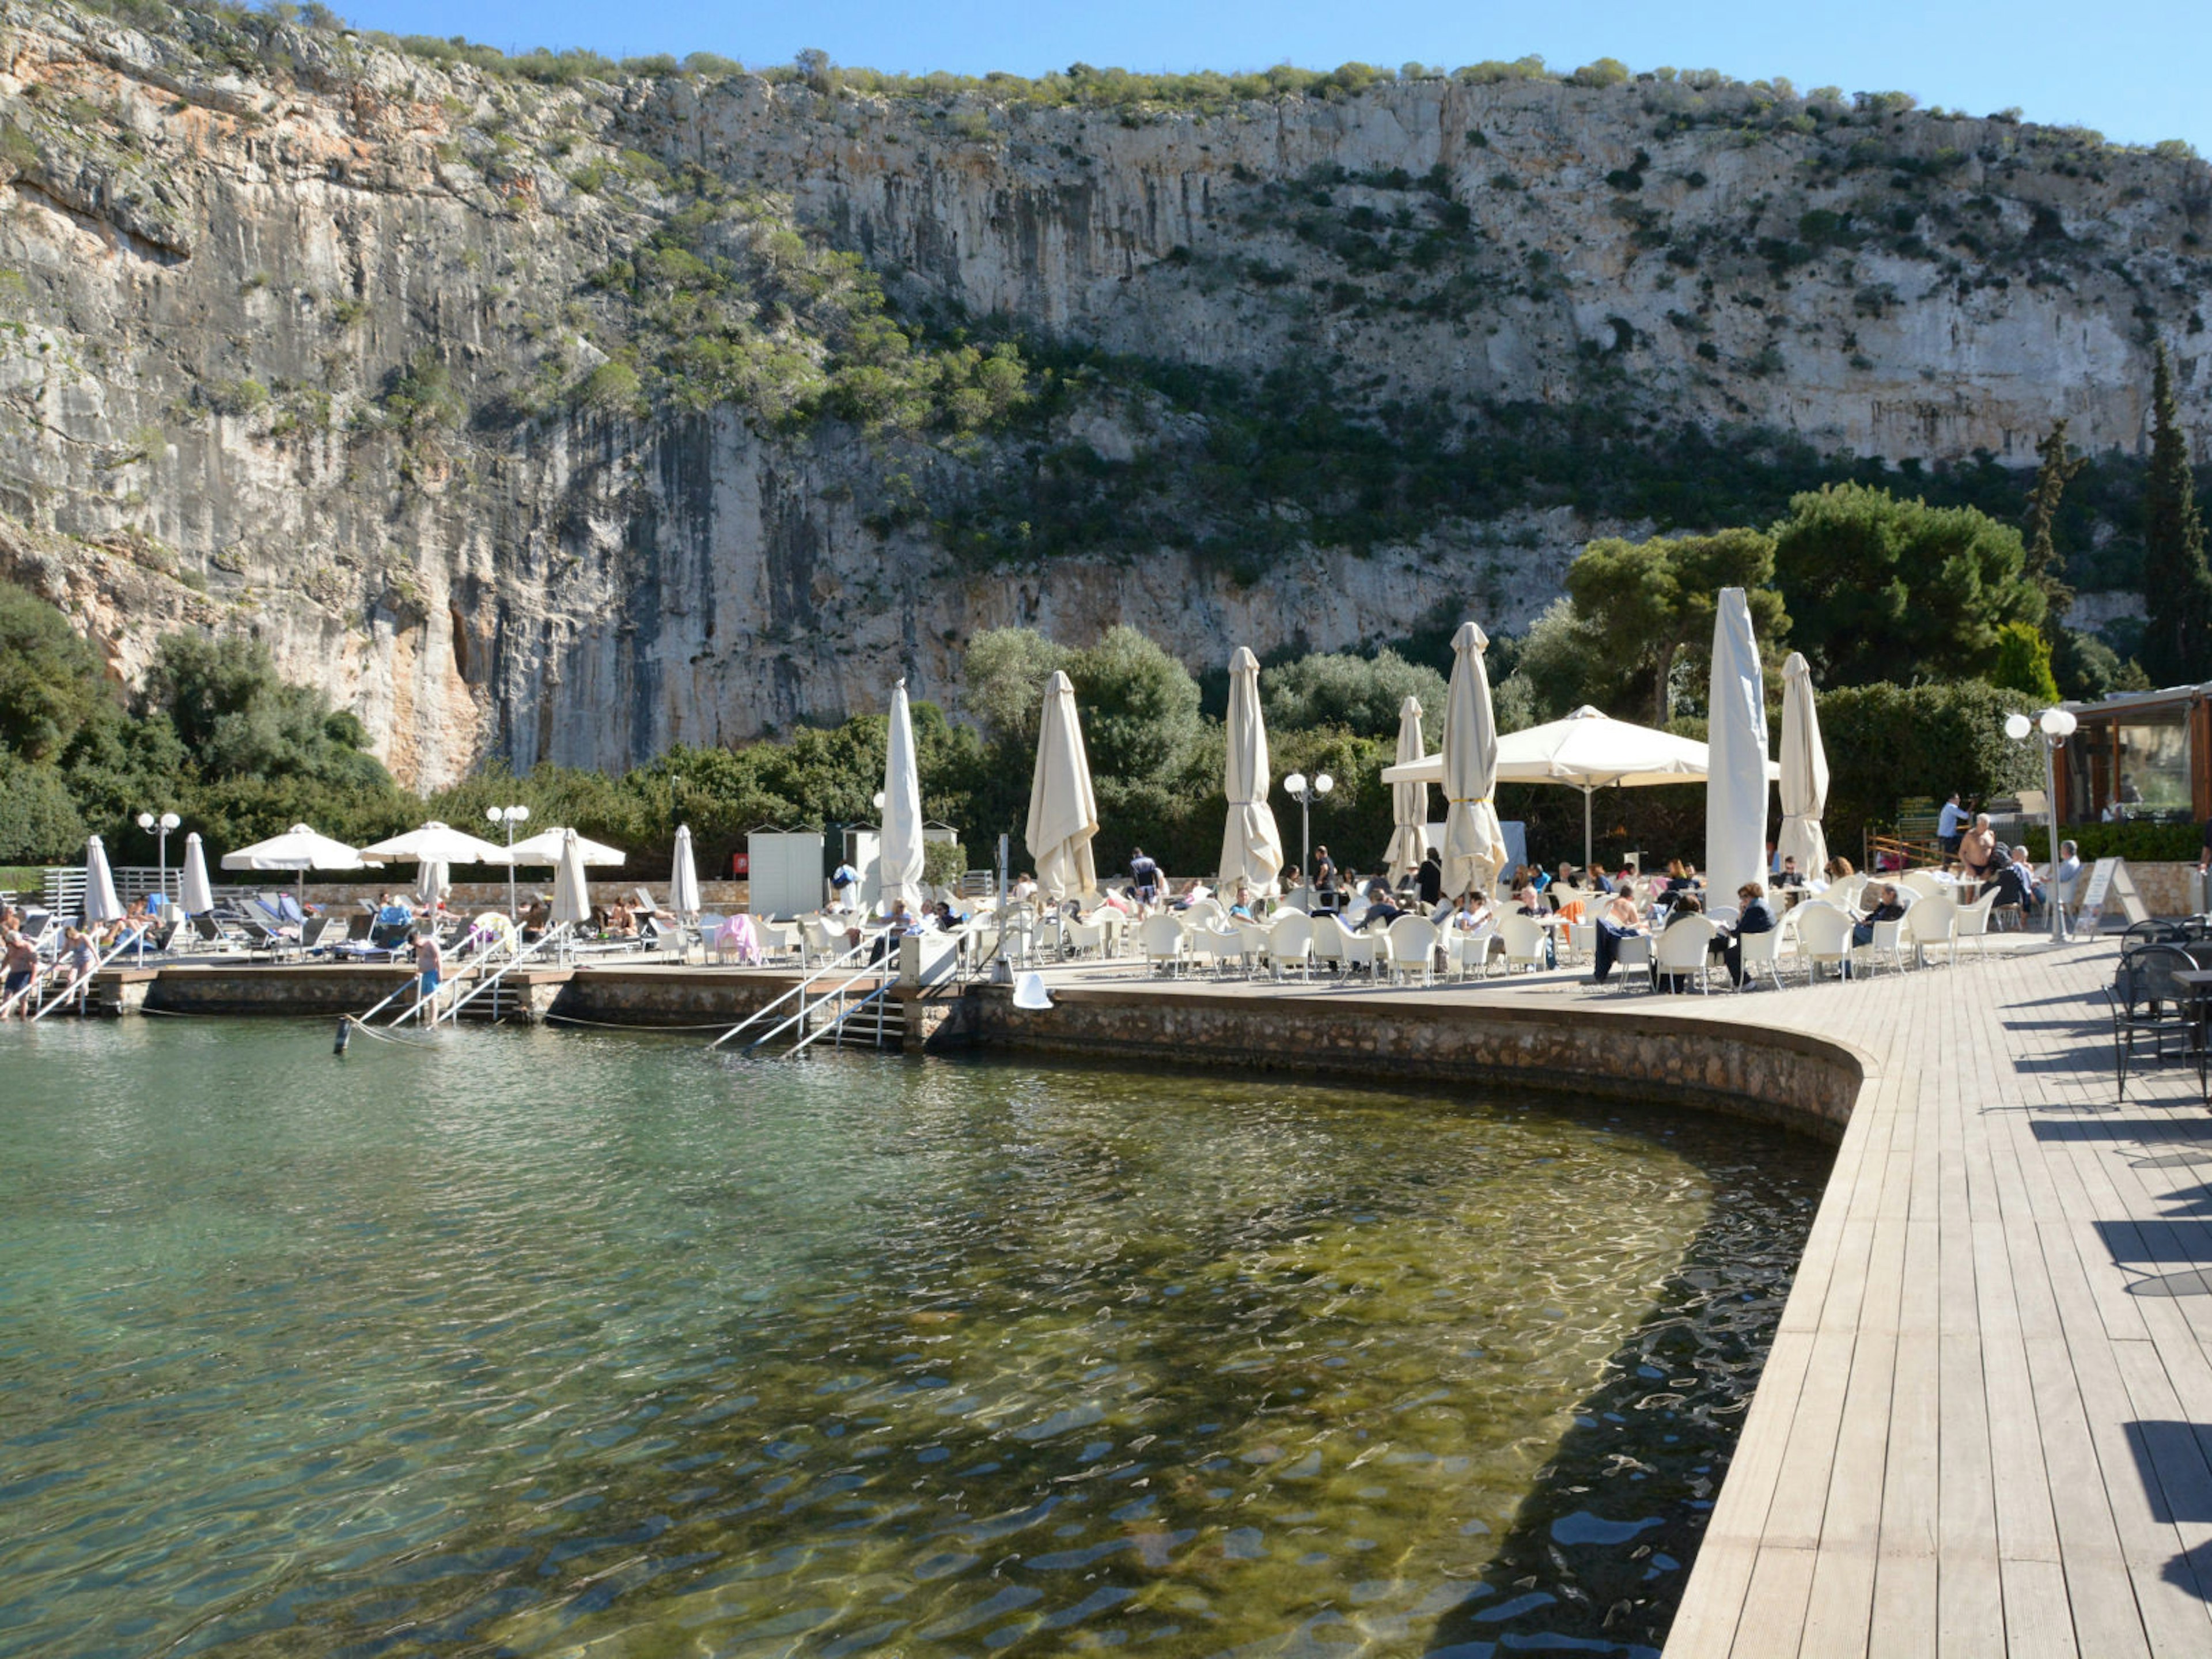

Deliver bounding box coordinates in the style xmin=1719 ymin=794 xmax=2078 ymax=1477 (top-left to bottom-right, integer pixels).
xmin=0 ymin=2 xmax=2203 ymax=785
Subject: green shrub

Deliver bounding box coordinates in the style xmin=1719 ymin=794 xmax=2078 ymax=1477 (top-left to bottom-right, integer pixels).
xmin=1816 ymin=680 xmax=2042 ymax=858
xmin=203 ymin=378 xmax=268 ymax=417
xmin=0 ymin=755 xmax=86 ymax=862
xmin=921 ymin=839 xmax=967 ymax=889
xmin=2017 ymin=822 xmax=2200 ymax=862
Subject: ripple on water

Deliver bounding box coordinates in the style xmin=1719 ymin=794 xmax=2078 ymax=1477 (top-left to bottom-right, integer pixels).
xmin=0 ymin=1019 xmax=1826 ymax=1657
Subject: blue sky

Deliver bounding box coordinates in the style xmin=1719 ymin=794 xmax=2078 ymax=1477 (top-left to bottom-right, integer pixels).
xmin=336 ymin=0 xmax=2212 ymax=155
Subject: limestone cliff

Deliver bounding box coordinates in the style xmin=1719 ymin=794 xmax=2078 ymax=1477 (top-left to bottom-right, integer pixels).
xmin=0 ymin=2 xmax=2203 ymax=783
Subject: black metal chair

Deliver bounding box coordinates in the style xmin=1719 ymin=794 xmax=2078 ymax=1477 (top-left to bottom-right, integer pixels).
xmin=2111 ymin=944 xmax=2205 ymax=1101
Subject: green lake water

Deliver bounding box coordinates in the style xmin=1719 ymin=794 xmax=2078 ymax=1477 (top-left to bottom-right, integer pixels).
xmin=0 ymin=1018 xmax=1829 ymax=1658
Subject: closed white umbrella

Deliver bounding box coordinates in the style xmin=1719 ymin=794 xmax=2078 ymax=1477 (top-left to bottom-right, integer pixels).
xmin=82 ymin=835 xmax=123 ymax=923
xmin=1025 ymin=669 xmax=1099 ymax=902
xmin=880 ymin=679 xmax=926 ymax=911
xmin=1776 ymin=652 xmax=1831 ymax=880
xmin=179 ymin=832 xmax=214 ymax=915
xmin=1218 ymin=647 xmax=1285 ymax=896
xmin=551 ymin=828 xmax=592 ymax=927
xmin=1706 ymin=587 xmax=1772 ymax=897
xmin=498 ymin=827 xmax=627 ymax=867
xmin=221 ymin=823 xmax=365 ymax=911
xmin=414 ymin=859 xmax=450 ymax=908
xmin=669 ymin=824 xmax=702 ymax=918
xmin=1441 ymin=622 xmax=1506 ymax=899
xmin=1385 ymin=694 xmax=1429 ymax=881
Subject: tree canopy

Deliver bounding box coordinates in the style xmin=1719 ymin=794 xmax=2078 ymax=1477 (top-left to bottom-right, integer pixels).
xmin=1771 ymin=483 xmax=2045 ymax=686
xmin=1562 ymin=528 xmax=1786 ymax=724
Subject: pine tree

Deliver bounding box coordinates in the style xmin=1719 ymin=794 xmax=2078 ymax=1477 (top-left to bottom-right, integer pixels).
xmin=2023 ymin=418 xmax=2084 ymax=627
xmin=2142 ymin=343 xmax=2212 ymax=685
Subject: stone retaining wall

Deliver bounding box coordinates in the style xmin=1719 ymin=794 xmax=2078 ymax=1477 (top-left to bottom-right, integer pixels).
xmin=953 ymin=986 xmax=1868 ymax=1145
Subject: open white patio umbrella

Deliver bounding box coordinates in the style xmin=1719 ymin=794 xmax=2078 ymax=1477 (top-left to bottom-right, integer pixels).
xmin=551 ymin=828 xmax=592 ymax=928
xmin=1706 ymin=586 xmax=1772 ymax=897
xmin=82 ymin=834 xmax=123 ymax=924
xmin=179 ymin=832 xmax=214 ymax=915
xmin=881 ymin=678 xmax=926 ymax=911
xmin=1026 ymin=669 xmax=1099 ymax=902
xmin=669 ymin=824 xmax=702 ymax=919
xmin=1385 ymin=694 xmax=1429 ymax=881
xmin=497 ymin=827 xmax=627 ymax=868
xmin=361 ymin=820 xmax=507 ymax=869
xmin=221 ymin=823 xmax=365 ymax=911
xmin=1218 ymin=647 xmax=1285 ymax=896
xmin=1776 ymin=652 xmax=1830 ymax=880
xmin=1441 ymin=622 xmax=1506 ymax=899
xmin=1382 ymin=706 xmax=1782 ymax=872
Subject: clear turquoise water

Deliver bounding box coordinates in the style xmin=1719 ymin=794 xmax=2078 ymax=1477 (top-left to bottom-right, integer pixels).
xmin=0 ymin=1019 xmax=1826 ymax=1658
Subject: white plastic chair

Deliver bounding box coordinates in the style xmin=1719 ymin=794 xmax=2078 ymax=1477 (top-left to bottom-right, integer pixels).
xmin=1653 ymin=915 xmax=1721 ymax=994
xmin=1853 ymin=916 xmax=1907 ymax=976
xmin=1734 ymin=925 xmax=1785 ymax=993
xmin=1190 ymin=926 xmax=1246 ymax=977
xmin=1902 ymin=893 xmax=1958 ymax=969
xmin=1311 ymin=916 xmax=1348 ymax=976
xmin=1953 ymin=891 xmax=1998 ymax=960
xmin=1063 ymin=915 xmax=1111 ymax=959
xmin=1331 ymin=915 xmax=1384 ymax=978
xmin=1386 ymin=915 xmax=1440 ymax=984
xmin=1139 ymin=914 xmax=1188 ymax=978
xmin=1449 ymin=925 xmax=1498 ymax=980
xmin=1497 ymin=912 xmax=1550 ymax=975
xmin=1898 ymin=870 xmax=1946 ymax=900
xmin=1793 ymin=903 xmax=1855 ymax=983
xmin=1561 ymin=921 xmax=1594 ymax=967
xmin=1266 ymin=911 xmax=1314 ymax=980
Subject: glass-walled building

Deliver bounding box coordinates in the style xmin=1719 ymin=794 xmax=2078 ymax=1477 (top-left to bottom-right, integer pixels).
xmin=2055 ymin=686 xmax=2210 ymax=825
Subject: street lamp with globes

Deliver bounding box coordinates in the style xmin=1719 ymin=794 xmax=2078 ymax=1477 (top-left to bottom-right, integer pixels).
xmin=1282 ymin=771 xmax=1334 ymax=903
xmin=135 ymin=810 xmax=180 ymax=906
xmin=2003 ymin=706 xmax=2078 ymax=941
xmin=485 ymin=804 xmax=530 ymax=919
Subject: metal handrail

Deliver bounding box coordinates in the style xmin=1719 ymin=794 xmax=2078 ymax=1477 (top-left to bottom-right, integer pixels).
xmin=430 ymin=925 xmax=566 ymax=1028
xmin=28 ymin=932 xmax=141 ymax=1022
xmin=354 ymin=963 xmax=433 ymax=1028
xmin=787 ymin=979 xmax=896 ymax=1056
xmin=732 ymin=959 xmax=886 ymax=1054
xmin=708 ymin=935 xmax=874 ymax=1048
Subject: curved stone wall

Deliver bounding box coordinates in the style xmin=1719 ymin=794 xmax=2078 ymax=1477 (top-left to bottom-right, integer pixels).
xmin=959 ymin=984 xmax=1871 ymax=1144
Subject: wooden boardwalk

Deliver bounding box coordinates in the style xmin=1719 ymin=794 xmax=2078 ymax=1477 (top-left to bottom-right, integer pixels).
xmin=1027 ymin=933 xmax=2212 ymax=1656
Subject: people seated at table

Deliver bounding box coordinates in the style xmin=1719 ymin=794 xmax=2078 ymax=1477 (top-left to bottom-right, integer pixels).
xmin=1719 ymin=882 xmax=1779 ymax=987
xmin=1774 ymin=856 xmax=1806 ymax=891
xmin=1987 ymin=850 xmax=2042 ymax=919
xmin=1956 ymin=814 xmax=1998 ymax=880
xmin=1652 ymin=892 xmax=1706 ymax=991
xmin=1448 ymin=889 xmax=1495 ymax=932
xmin=2055 ymin=839 xmax=2082 ymax=889
xmin=931 ymin=899 xmax=967 ymax=931
xmin=1357 ymin=880 xmax=1406 ymax=931
xmin=1010 ymin=872 xmax=1039 ymax=904
xmin=1227 ymin=880 xmax=1259 ymax=921
xmin=1583 ymin=889 xmax=1645 ymax=984
xmin=1512 ymin=885 xmax=1558 ymax=967
xmin=1851 ymin=883 xmax=1908 ymax=947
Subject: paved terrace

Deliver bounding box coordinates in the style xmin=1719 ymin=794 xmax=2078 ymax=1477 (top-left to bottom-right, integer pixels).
xmin=1006 ymin=935 xmax=2212 ymax=1657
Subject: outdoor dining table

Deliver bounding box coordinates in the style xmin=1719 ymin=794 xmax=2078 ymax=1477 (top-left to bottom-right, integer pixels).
xmin=2163 ymin=967 xmax=2212 ymax=1102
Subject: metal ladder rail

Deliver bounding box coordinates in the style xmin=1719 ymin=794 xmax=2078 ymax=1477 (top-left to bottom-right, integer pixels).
xmin=27 ymin=933 xmax=142 ymax=1022
xmin=350 ymin=929 xmax=497 ymax=1029
xmin=735 ymin=959 xmax=887 ymax=1054
xmin=708 ymin=937 xmax=874 ymax=1049
xmin=788 ymin=980 xmax=897 ymax=1056
xmin=430 ymin=926 xmax=566 ymax=1028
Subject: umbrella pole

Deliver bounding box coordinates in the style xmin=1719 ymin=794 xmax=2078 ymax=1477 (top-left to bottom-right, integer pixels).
xmin=1583 ymin=787 xmax=1594 ymax=876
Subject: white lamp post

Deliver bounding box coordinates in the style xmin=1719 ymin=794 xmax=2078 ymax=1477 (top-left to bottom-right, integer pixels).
xmin=2003 ymin=706 xmax=2078 ymax=942
xmin=1282 ymin=770 xmax=1335 ymax=902
xmin=134 ymin=810 xmax=180 ymax=963
xmin=485 ymin=804 xmax=530 ymax=919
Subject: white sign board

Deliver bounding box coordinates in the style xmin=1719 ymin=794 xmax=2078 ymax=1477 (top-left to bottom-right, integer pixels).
xmin=2079 ymin=857 xmax=2150 ymax=934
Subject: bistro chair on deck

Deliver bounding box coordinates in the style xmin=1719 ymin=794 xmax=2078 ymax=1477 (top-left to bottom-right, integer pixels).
xmin=2110 ymin=944 xmax=2205 ymax=1101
